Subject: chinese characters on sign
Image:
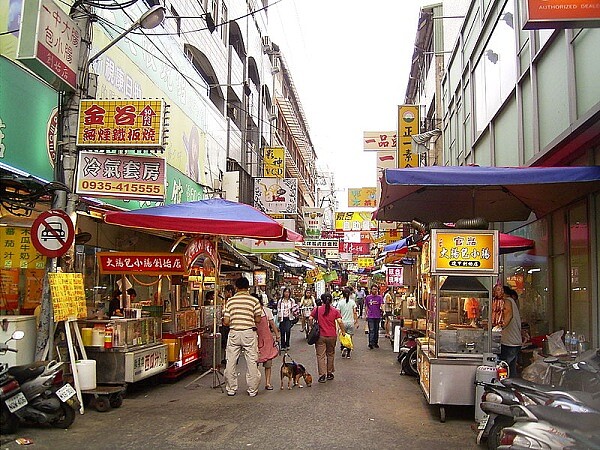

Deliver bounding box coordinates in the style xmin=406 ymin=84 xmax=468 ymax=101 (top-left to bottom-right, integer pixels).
xmin=75 ymin=152 xmax=166 ymax=201
xmin=263 ymin=147 xmax=285 ymax=178
xmin=334 ymin=212 xmax=377 ymax=232
xmin=16 ymin=0 xmax=81 ymax=90
xmin=77 ymin=99 xmax=165 ymax=147
xmin=431 ymin=230 xmax=498 ymax=274
xmin=386 ymin=266 xmax=404 ymax=286
xmin=254 ymin=178 xmax=298 ymax=214
xmin=184 ymin=238 xmax=219 ymax=272
xmin=97 ymin=253 xmax=185 ymax=275
xmin=363 ymin=131 xmax=397 ymax=151
xmin=302 ymin=207 xmax=324 ymax=238
xmin=48 ymin=273 xmax=87 ymax=322
xmin=357 ymin=257 xmax=375 ymax=269
xmin=338 ymin=241 xmax=371 ymax=256
xmin=347 ymin=187 xmax=377 ymax=207
xmin=302 ymin=239 xmax=339 ymax=249
xmin=397 ymin=105 xmax=420 ymax=168
xmin=1 ymin=227 xmax=46 ymax=269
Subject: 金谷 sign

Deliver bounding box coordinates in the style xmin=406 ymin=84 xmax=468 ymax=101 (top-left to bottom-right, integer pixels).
xmin=77 ymin=99 xmax=165 ymax=148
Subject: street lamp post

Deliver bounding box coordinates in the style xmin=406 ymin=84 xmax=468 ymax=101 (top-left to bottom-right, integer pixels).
xmin=34 ymin=5 xmax=166 ymax=360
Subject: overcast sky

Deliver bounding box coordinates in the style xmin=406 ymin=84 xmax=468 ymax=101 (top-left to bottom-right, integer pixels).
xmin=268 ymin=0 xmax=425 ymax=208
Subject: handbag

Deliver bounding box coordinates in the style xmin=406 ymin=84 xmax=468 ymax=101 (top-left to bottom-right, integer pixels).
xmin=339 ymin=332 xmax=353 ymax=350
xmin=307 ymin=307 xmax=320 ymax=345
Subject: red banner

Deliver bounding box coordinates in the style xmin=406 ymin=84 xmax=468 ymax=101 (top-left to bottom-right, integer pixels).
xmin=338 ymin=241 xmax=371 ymax=255
xmin=97 ymin=252 xmax=185 ymax=275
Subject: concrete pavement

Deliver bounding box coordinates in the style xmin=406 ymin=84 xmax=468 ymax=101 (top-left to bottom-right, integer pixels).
xmin=0 ymin=319 xmax=481 ymax=449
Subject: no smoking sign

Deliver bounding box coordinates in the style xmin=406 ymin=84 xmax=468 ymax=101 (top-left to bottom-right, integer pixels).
xmin=31 ymin=210 xmax=75 ymax=258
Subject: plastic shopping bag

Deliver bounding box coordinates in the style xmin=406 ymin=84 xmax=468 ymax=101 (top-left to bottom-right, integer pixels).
xmin=339 ymin=332 xmax=353 ymax=350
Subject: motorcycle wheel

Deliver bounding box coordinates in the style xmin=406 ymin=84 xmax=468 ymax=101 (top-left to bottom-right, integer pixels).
xmin=487 ymin=416 xmax=514 ymax=450
xmin=0 ymin=404 xmax=19 ymax=434
xmin=51 ymin=403 xmax=76 ymax=429
xmin=401 ymin=347 xmax=419 ymax=377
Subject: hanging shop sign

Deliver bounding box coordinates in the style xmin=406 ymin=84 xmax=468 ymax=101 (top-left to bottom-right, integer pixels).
xmin=363 ymin=131 xmax=397 ymax=151
xmin=75 ymin=152 xmax=166 ymax=201
xmin=96 ymin=252 xmax=185 ymax=275
xmin=325 ymin=248 xmax=339 ymax=260
xmin=302 ymin=239 xmax=339 ymax=250
xmin=348 ymin=187 xmax=377 ymax=208
xmin=397 ymin=105 xmax=420 ymax=168
xmin=183 ymin=238 xmax=219 ymax=273
xmin=263 ymin=147 xmax=285 ymax=177
xmin=48 ymin=273 xmax=87 ymax=322
xmin=253 ymin=177 xmax=298 ymax=214
xmin=338 ymin=241 xmax=371 ymax=256
xmin=31 ymin=210 xmax=75 ymax=258
xmin=524 ymin=0 xmax=600 ymax=29
xmin=334 ymin=212 xmax=377 ymax=232
xmin=357 ymin=257 xmax=375 ymax=269
xmin=302 ymin=207 xmax=324 ymax=238
xmin=430 ymin=229 xmax=498 ymax=275
xmin=76 ymin=99 xmax=166 ymax=148
xmin=375 ymin=150 xmax=398 ymax=208
xmin=16 ymin=0 xmax=82 ymax=91
xmin=253 ymin=270 xmax=267 ymax=286
xmin=386 ymin=266 xmax=404 ymax=287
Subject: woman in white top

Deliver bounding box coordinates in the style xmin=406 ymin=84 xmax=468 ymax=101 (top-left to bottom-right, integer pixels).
xmin=336 ymin=287 xmax=358 ymax=358
xmin=277 ymin=288 xmax=298 ymax=351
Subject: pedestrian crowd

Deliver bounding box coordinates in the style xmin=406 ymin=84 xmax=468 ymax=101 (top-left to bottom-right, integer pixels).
xmin=221 ymin=278 xmax=384 ymax=396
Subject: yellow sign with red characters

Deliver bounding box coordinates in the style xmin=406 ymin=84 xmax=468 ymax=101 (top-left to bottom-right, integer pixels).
xmin=77 ymin=99 xmax=165 ymax=148
xmin=263 ymin=147 xmax=285 ymax=178
xmin=431 ymin=229 xmax=498 ymax=274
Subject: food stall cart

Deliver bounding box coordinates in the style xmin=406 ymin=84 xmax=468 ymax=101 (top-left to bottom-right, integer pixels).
xmin=416 ymin=229 xmax=499 ymax=422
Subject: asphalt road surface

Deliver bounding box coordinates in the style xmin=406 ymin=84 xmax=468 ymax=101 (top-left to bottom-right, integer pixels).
xmin=0 ymin=319 xmax=481 ymax=449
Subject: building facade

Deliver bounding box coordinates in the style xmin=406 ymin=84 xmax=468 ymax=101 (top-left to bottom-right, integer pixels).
xmin=407 ymin=0 xmax=600 ymax=345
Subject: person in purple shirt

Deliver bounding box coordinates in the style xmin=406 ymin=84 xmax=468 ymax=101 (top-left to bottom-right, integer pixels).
xmin=365 ymin=285 xmax=384 ymax=349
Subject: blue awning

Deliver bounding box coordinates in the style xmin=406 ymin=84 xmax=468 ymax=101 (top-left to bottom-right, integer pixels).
xmin=375 ymin=166 xmax=600 ymax=222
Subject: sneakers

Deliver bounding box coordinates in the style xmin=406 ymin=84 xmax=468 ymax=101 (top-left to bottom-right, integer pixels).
xmin=326 ymin=373 xmax=334 ymax=380
xmin=318 ymin=375 xmax=326 ymax=383
xmin=227 ymin=391 xmax=236 ymax=396
xmin=248 ymin=391 xmax=257 ymax=397
xmin=341 ymin=348 xmax=348 ymax=358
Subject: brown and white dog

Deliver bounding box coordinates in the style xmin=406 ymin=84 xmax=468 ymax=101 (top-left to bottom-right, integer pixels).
xmin=280 ymin=353 xmax=313 ymax=389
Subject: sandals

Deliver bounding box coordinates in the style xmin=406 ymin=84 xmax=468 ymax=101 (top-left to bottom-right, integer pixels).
xmin=265 ymin=385 xmax=274 ymax=390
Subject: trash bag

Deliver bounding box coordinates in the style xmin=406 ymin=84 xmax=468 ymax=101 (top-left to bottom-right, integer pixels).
xmin=547 ymin=329 xmax=568 ymax=356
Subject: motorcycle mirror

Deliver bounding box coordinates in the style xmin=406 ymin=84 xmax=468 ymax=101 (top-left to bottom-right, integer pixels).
xmin=11 ymin=330 xmax=25 ymax=341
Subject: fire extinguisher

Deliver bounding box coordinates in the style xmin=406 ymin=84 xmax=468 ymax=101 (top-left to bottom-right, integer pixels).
xmin=104 ymin=323 xmax=113 ymax=349
xmin=497 ymin=360 xmax=509 ymax=380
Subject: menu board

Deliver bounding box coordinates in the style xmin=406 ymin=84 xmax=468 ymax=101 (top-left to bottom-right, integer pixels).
xmin=48 ymin=273 xmax=87 ymax=322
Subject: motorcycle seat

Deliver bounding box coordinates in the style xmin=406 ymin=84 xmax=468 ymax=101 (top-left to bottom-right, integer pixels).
xmin=8 ymin=364 xmax=46 ymax=384
xmin=527 ymin=405 xmax=600 ymax=432
xmin=503 ymin=378 xmax=555 ymax=393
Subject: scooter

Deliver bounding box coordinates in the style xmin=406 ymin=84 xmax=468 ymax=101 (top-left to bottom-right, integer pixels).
xmin=0 ymin=331 xmax=80 ymax=434
xmin=498 ymin=404 xmax=600 ymax=449
xmin=397 ymin=329 xmax=424 ymax=377
xmin=478 ymin=351 xmax=600 ymax=449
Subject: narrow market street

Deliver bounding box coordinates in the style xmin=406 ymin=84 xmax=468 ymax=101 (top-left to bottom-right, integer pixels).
xmin=0 ymin=321 xmax=479 ymax=450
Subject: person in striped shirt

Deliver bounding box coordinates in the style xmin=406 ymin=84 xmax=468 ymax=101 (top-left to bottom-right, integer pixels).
xmin=223 ymin=276 xmax=263 ymax=397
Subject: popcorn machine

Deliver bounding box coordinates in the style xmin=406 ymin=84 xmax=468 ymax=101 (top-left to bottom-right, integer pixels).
xmin=416 ymin=229 xmax=499 ymax=422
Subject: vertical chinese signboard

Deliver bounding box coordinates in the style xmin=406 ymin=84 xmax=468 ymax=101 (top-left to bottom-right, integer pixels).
xmin=302 ymin=207 xmax=324 ymax=238
xmin=48 ymin=273 xmax=87 ymax=322
xmin=17 ymin=0 xmax=82 ymax=91
xmin=263 ymin=147 xmax=285 ymax=177
xmin=397 ymin=105 xmax=420 ymax=168
xmin=430 ymin=229 xmax=498 ymax=274
xmin=75 ymin=152 xmax=166 ymax=201
xmin=386 ymin=266 xmax=404 ymax=286
xmin=77 ymin=99 xmax=166 ymax=148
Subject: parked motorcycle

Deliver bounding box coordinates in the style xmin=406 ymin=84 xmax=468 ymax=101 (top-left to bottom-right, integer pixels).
xmin=478 ymin=349 xmax=600 ymax=449
xmin=397 ymin=329 xmax=425 ymax=377
xmin=498 ymin=404 xmax=600 ymax=449
xmin=0 ymin=331 xmax=79 ymax=434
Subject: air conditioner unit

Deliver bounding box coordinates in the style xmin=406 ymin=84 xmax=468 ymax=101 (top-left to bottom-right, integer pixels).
xmin=262 ymin=36 xmax=271 ymax=53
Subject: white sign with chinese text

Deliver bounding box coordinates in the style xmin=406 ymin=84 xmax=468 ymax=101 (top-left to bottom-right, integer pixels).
xmin=254 ymin=178 xmax=298 ymax=214
xmin=363 ymin=131 xmax=397 ymax=151
xmin=17 ymin=0 xmax=81 ymax=90
xmin=75 ymin=152 xmax=166 ymax=201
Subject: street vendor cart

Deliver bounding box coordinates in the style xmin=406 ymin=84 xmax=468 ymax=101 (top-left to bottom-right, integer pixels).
xmin=417 ymin=229 xmax=500 ymax=422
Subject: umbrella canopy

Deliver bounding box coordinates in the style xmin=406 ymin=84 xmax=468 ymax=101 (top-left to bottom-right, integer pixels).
xmin=375 ymin=166 xmax=600 ymax=222
xmin=104 ymin=198 xmax=303 ymax=242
